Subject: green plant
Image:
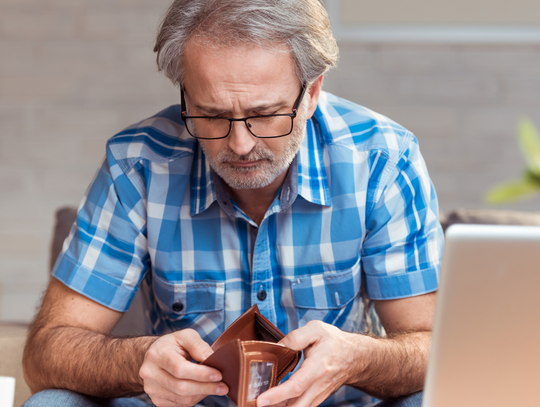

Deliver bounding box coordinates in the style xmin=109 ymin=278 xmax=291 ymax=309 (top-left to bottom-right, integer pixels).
xmin=485 ymin=118 xmax=540 ymax=204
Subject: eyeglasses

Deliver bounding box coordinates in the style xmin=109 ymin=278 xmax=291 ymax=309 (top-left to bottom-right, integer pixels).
xmin=180 ymin=83 xmax=307 ymax=140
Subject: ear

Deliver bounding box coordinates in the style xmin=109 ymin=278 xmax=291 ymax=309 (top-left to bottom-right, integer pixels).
xmin=306 ymin=75 xmax=324 ymax=118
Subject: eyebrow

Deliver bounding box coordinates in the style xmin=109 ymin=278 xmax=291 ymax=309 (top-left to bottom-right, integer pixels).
xmin=193 ymin=100 xmax=290 ymax=115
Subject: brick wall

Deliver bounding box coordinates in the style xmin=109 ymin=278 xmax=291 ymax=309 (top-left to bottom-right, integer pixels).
xmin=2 ymin=1 xmax=540 ymax=321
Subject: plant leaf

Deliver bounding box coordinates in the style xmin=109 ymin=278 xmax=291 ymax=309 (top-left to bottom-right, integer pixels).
xmin=518 ymin=118 xmax=540 ymax=176
xmin=485 ymin=178 xmax=540 ymax=204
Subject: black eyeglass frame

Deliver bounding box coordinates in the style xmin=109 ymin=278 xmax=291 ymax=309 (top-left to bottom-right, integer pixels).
xmin=180 ymin=83 xmax=307 ymax=140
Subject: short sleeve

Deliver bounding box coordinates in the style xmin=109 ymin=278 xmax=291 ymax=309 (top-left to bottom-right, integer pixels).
xmin=52 ymin=146 xmax=149 ymax=312
xmin=361 ymin=136 xmax=444 ymax=300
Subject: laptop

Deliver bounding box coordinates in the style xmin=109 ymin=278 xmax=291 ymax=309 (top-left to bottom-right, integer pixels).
xmin=423 ymin=224 xmax=540 ymax=407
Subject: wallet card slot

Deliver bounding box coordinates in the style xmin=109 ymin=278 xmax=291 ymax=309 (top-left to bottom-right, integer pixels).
xmin=276 ymin=350 xmax=299 ymax=382
xmin=255 ymin=313 xmax=284 ymax=342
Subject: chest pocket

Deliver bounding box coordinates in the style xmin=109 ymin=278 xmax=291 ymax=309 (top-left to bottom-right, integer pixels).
xmin=290 ymin=259 xmax=363 ymax=332
xmin=153 ymin=275 xmax=225 ymax=342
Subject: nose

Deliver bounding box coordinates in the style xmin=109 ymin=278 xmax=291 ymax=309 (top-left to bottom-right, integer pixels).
xmin=227 ymin=121 xmax=257 ymax=156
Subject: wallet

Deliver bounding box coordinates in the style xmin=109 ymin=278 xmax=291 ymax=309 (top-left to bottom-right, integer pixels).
xmin=202 ymin=305 xmax=301 ymax=407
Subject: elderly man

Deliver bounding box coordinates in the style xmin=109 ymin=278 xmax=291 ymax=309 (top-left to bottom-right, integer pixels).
xmin=23 ymin=1 xmax=443 ymax=406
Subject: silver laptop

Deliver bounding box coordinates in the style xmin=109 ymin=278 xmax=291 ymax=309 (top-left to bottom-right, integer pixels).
xmin=423 ymin=224 xmax=540 ymax=407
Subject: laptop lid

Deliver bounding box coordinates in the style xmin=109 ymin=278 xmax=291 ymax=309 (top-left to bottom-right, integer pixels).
xmin=423 ymin=224 xmax=540 ymax=407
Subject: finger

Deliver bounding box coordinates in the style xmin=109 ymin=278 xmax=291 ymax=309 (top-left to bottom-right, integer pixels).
xmin=158 ymin=366 xmax=228 ymax=397
xmin=145 ymin=380 xmax=186 ymax=406
xmin=284 ymin=384 xmax=329 ymax=407
xmin=143 ymin=342 xmax=223 ymax=382
xmin=145 ymin=369 xmax=228 ymax=406
xmin=160 ymin=352 xmax=223 ymax=382
xmin=150 ymin=391 xmax=205 ymax=407
xmin=149 ymin=397 xmax=177 ymax=407
xmin=258 ymin=358 xmax=321 ymax=406
xmin=278 ymin=321 xmax=323 ymax=350
xmin=174 ymin=329 xmax=215 ymax=362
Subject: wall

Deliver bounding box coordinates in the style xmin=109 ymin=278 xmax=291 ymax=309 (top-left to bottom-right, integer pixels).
xmin=1 ymin=1 xmax=540 ymax=321
xmin=322 ymin=42 xmax=540 ymax=213
xmin=0 ymin=0 xmax=178 ymax=321
xmin=341 ymin=0 xmax=540 ymax=25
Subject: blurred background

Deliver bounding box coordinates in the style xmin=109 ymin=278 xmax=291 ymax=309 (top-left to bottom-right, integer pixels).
xmin=2 ymin=0 xmax=540 ymax=322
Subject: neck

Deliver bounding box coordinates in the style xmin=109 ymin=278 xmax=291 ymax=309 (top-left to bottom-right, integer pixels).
xmin=224 ymin=170 xmax=288 ymax=226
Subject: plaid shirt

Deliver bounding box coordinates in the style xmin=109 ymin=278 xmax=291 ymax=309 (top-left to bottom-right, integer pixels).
xmin=53 ymin=91 xmax=443 ymax=407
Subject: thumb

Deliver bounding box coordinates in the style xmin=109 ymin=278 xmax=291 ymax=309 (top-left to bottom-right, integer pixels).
xmin=174 ymin=328 xmax=214 ymax=362
xmin=278 ymin=322 xmax=324 ymax=351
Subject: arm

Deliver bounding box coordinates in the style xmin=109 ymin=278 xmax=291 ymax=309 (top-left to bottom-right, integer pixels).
xmin=23 ymin=278 xmax=228 ymax=405
xmin=352 ymin=291 xmax=436 ymax=398
xmin=23 ymin=278 xmax=150 ymax=396
xmin=257 ymin=291 xmax=436 ymax=407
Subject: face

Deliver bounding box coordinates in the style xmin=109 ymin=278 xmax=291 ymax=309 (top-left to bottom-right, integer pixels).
xmin=182 ymin=39 xmax=322 ymax=190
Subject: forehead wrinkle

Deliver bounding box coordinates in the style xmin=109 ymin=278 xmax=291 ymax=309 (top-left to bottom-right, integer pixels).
xmin=193 ymin=99 xmax=291 ymax=115
xmin=183 ymin=40 xmax=301 ymax=115
xmin=187 ymin=84 xmax=293 ymax=115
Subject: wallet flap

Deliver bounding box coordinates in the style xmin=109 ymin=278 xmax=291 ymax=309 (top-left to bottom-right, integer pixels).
xmin=211 ymin=305 xmax=260 ymax=351
xmin=202 ymin=339 xmax=244 ymax=404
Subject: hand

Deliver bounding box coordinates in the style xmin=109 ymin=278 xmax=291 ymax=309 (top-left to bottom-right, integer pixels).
xmin=257 ymin=321 xmax=372 ymax=407
xmin=139 ymin=329 xmax=229 ymax=407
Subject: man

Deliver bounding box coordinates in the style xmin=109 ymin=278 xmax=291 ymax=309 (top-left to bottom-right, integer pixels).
xmin=23 ymin=1 xmax=443 ymax=406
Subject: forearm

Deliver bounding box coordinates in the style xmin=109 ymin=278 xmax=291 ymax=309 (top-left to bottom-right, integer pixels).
xmin=23 ymin=325 xmax=157 ymax=397
xmin=347 ymin=331 xmax=431 ymax=400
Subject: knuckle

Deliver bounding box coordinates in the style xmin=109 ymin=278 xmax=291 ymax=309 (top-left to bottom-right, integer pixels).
xmin=139 ymin=365 xmax=151 ymax=380
xmin=145 ymin=346 xmax=159 ymax=361
xmin=307 ymin=319 xmax=324 ymax=330
xmin=292 ymin=380 xmax=305 ymax=397
xmin=320 ymin=362 xmax=332 ymax=375
xmin=175 ymin=381 xmax=189 ymax=395
xmin=171 ymin=365 xmax=183 ymax=379
xmin=182 ymin=328 xmax=200 ymax=341
xmin=287 ymin=329 xmax=301 ymax=344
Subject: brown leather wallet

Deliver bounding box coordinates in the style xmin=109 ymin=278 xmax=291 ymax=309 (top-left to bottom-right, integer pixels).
xmin=202 ymin=305 xmax=301 ymax=407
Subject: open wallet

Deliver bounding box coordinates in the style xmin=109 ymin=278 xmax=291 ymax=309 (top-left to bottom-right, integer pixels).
xmin=201 ymin=305 xmax=302 ymax=407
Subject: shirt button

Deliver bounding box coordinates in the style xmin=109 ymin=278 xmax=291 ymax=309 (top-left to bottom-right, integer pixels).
xmin=172 ymin=301 xmax=184 ymax=312
xmin=257 ymin=290 xmax=267 ymax=301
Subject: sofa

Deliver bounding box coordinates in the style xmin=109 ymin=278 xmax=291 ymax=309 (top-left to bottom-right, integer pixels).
xmin=2 ymin=206 xmax=540 ymax=406
xmin=0 ymin=207 xmax=145 ymax=406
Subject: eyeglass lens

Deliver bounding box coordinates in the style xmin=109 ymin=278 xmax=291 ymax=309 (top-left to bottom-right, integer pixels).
xmin=185 ymin=116 xmax=294 ymax=139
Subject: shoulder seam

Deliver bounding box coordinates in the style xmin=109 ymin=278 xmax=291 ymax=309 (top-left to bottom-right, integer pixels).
xmin=365 ymin=131 xmax=415 ymax=219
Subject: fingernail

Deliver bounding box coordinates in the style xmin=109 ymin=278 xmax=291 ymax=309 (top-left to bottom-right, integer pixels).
xmin=258 ymin=398 xmax=270 ymax=406
xmin=210 ymin=374 xmax=221 ymax=381
xmin=217 ymin=386 xmax=228 ymax=395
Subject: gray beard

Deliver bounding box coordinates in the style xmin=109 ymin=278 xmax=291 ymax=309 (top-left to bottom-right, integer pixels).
xmin=200 ymin=99 xmax=309 ymax=190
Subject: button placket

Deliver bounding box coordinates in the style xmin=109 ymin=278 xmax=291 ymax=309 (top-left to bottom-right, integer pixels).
xmin=251 ymin=220 xmax=276 ymax=325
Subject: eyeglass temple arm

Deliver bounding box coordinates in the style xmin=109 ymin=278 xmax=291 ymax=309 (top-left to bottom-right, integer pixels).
xmin=292 ymin=83 xmax=308 ymax=114
xmin=180 ymin=88 xmax=187 ymax=117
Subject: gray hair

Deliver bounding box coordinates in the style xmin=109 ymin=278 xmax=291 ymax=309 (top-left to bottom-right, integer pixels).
xmin=154 ymin=0 xmax=338 ymax=88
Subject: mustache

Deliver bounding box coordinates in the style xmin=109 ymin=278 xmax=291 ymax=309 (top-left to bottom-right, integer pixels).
xmin=218 ymin=144 xmax=274 ymax=164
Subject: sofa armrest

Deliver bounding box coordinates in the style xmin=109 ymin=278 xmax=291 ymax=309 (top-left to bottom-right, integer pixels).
xmin=0 ymin=323 xmax=32 ymax=406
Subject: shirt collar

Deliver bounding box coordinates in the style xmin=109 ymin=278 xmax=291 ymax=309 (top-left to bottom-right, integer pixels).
xmin=189 ymin=117 xmax=331 ymax=216
xmin=189 ymin=145 xmax=217 ymax=216
xmin=296 ymin=117 xmax=332 ymax=207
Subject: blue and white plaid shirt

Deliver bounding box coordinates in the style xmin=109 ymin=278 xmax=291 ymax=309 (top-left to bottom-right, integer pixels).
xmin=53 ymin=91 xmax=443 ymax=407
